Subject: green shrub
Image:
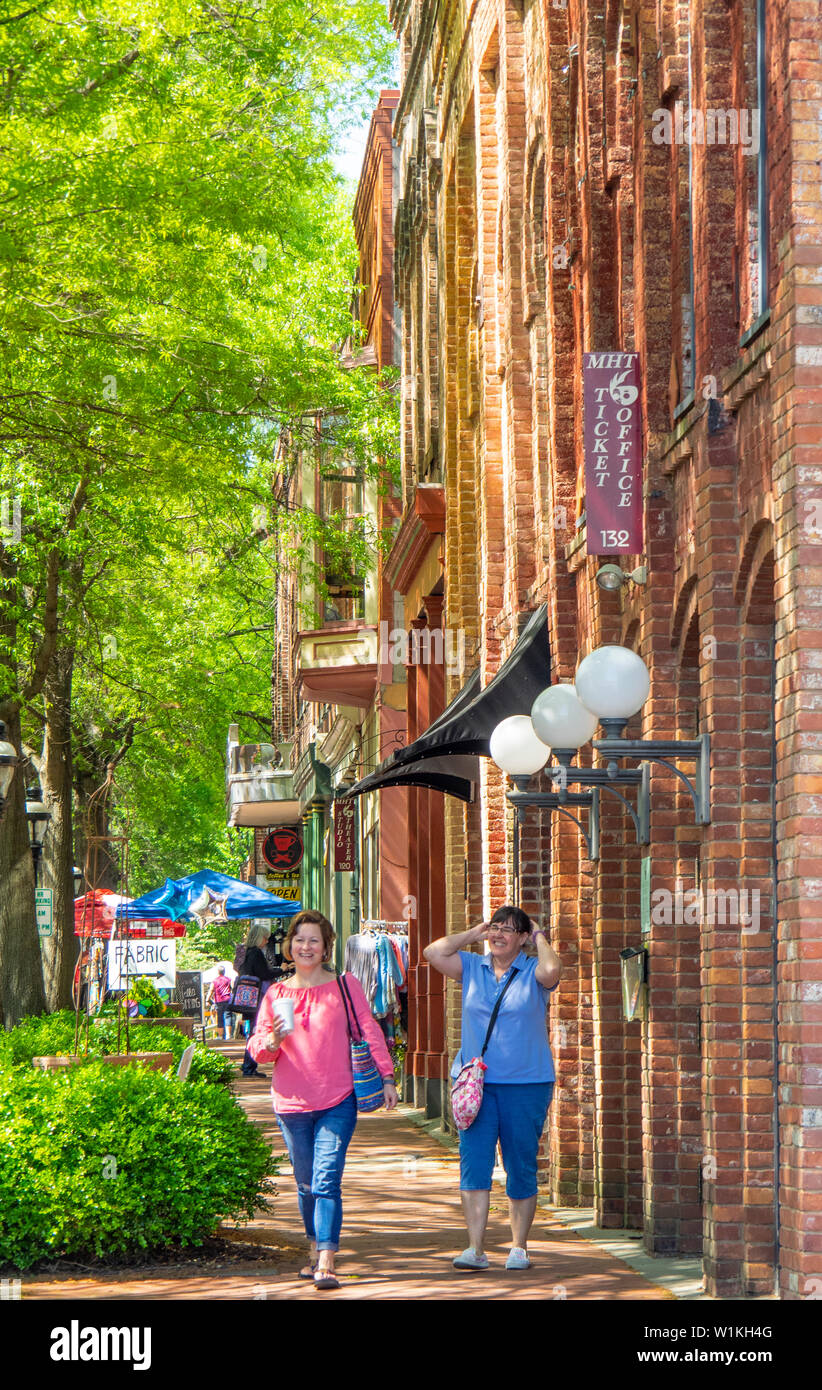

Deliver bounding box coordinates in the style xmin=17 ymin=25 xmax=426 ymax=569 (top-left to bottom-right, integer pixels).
xmin=0 ymin=1010 xmax=233 ymax=1086
xmin=0 ymin=1062 xmax=274 ymax=1270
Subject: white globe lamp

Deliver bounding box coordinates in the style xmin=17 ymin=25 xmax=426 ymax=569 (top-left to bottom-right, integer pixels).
xmin=575 ymin=645 xmax=651 ymax=736
xmin=489 ymin=716 xmax=551 ymax=778
xmin=531 ymin=685 xmax=598 ymax=755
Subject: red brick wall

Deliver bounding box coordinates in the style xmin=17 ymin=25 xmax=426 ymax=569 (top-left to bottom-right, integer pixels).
xmin=390 ymin=0 xmax=822 ymax=1297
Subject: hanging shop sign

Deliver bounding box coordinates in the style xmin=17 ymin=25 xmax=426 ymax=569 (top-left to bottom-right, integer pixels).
xmin=107 ymin=937 xmax=176 ymax=991
xmin=584 ymin=351 xmax=643 ymax=556
xmin=334 ymin=799 xmax=356 ymax=872
xmin=262 ymin=825 xmax=304 ymax=872
xmin=258 ymin=873 xmax=301 ymax=901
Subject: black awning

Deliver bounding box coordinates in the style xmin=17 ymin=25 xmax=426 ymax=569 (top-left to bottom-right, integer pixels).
xmin=343 ymin=753 xmax=480 ymax=804
xmin=340 ymin=603 xmax=549 ymax=801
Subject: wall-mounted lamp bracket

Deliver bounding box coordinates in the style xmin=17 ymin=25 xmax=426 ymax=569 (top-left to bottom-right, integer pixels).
xmin=593 ymin=732 xmax=711 ymax=831
xmin=507 ymin=785 xmax=600 ymax=861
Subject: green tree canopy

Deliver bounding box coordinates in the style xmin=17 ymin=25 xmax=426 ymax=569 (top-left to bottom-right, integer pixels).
xmin=0 ymin=1 xmax=399 ymax=1016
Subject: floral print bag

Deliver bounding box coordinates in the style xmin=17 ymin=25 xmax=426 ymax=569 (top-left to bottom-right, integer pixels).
xmin=450 ymin=968 xmax=519 ymax=1130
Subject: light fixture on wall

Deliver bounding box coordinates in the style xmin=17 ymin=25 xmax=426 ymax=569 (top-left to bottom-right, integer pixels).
xmin=489 ymin=645 xmax=711 ymax=854
xmin=578 ymin=646 xmax=710 ymax=826
xmin=595 ymin=563 xmax=648 ymax=592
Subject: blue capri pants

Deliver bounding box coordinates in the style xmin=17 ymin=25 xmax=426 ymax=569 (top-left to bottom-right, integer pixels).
xmin=459 ymin=1081 xmax=554 ymax=1200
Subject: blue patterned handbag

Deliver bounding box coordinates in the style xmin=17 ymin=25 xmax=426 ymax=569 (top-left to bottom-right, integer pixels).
xmin=337 ymin=974 xmax=385 ymax=1112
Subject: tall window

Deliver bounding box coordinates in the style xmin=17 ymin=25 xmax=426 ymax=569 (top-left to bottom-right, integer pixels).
xmin=319 ymin=415 xmax=365 ymax=624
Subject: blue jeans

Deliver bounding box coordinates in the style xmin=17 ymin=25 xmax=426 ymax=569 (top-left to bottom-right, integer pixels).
xmin=459 ymin=1081 xmax=554 ymax=1200
xmin=275 ymin=1092 xmax=358 ymax=1251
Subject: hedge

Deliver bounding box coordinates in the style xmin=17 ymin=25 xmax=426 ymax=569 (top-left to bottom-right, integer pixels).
xmin=0 ymin=1010 xmax=233 ymax=1086
xmin=0 ymin=1060 xmax=274 ymax=1270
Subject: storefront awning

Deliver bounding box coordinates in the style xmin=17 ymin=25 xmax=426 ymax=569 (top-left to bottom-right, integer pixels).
xmin=340 ymin=603 xmax=549 ymax=802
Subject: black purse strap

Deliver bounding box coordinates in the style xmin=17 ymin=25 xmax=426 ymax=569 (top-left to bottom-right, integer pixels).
xmin=336 ymin=974 xmax=363 ymax=1044
xmin=480 ymin=968 xmax=519 ymax=1057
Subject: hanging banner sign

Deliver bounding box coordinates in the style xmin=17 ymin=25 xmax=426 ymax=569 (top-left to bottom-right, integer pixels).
xmin=584 ymin=351 xmax=643 ymax=555
xmin=107 ymin=938 xmax=176 ymax=991
xmin=334 ymin=799 xmax=356 ymax=872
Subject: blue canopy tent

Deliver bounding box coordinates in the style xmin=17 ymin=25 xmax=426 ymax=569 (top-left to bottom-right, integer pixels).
xmin=115 ymin=869 xmax=301 ymax=923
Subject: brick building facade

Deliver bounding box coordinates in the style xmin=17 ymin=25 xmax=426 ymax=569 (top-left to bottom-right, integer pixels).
xmin=381 ymin=0 xmax=822 ymax=1300
xmin=257 ymin=92 xmax=409 ymax=957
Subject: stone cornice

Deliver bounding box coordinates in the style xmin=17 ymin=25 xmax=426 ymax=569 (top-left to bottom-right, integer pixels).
xmin=385 ymin=484 xmax=445 ymax=593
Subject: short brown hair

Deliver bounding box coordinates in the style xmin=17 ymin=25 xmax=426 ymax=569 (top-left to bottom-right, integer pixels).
xmin=489 ymin=904 xmax=533 ymax=934
xmin=284 ymin=910 xmax=336 ymax=963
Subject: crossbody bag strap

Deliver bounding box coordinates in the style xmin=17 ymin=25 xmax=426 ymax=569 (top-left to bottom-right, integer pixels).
xmin=336 ymin=974 xmax=362 ymax=1044
xmin=479 ymin=968 xmax=520 ymax=1057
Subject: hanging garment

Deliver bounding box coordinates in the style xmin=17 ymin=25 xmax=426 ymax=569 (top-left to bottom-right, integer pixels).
xmin=373 ymin=933 xmax=404 ymax=1019
xmin=344 ymin=932 xmax=378 ymax=1003
xmin=387 ymin=934 xmax=407 ymax=988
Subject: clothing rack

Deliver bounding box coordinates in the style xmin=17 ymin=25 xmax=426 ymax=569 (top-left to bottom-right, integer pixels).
xmin=362 ymin=919 xmax=408 ymax=935
xmin=344 ymin=925 xmax=409 ymax=1032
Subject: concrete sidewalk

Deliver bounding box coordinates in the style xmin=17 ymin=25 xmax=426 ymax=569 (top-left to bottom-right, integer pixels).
xmin=22 ymin=1052 xmax=678 ymax=1301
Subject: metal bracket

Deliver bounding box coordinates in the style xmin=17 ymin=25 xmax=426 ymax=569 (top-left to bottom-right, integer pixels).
xmin=598 ymin=777 xmax=648 ymax=845
xmin=593 ymin=732 xmax=711 ymax=832
xmin=507 ymin=787 xmax=600 ymax=861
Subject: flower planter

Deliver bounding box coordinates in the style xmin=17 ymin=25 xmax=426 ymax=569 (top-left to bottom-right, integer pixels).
xmin=132 ymin=1015 xmax=196 ymax=1039
xmin=33 ymin=1052 xmax=175 ymax=1073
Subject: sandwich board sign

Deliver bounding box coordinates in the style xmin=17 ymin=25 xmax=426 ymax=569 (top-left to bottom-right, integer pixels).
xmin=176 ymin=970 xmax=203 ymax=1021
xmin=107 ymin=937 xmax=176 ymax=991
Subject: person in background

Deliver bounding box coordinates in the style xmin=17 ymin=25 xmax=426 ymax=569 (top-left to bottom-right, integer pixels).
xmin=239 ymin=924 xmax=277 ymax=1078
xmin=206 ymin=966 xmax=234 ymax=1041
xmin=248 ymin=909 xmax=398 ymax=1290
xmin=424 ymin=904 xmax=561 ymax=1273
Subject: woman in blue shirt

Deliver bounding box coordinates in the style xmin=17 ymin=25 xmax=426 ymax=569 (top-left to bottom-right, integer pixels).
xmin=425 ymin=904 xmax=561 ymax=1272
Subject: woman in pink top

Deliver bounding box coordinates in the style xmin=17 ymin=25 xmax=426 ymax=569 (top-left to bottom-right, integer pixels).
xmin=248 ymin=909 xmax=398 ymax=1290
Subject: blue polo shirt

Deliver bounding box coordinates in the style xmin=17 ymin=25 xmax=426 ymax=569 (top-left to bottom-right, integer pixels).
xmin=451 ymin=950 xmax=556 ymax=1085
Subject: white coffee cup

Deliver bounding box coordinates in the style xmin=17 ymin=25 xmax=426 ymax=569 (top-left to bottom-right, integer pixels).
xmin=272 ymin=996 xmax=295 ymax=1035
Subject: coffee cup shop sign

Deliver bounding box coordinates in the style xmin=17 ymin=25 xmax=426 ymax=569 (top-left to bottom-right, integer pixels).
xmin=260 ymin=826 xmax=303 ymax=900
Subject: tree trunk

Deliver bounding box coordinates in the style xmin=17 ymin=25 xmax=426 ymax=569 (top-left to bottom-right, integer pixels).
xmin=0 ymin=702 xmax=46 ymax=1027
xmin=40 ymin=648 xmax=77 ymax=1010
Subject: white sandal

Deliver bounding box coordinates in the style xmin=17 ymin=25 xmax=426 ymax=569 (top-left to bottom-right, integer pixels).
xmin=452 ymin=1247 xmax=490 ymax=1271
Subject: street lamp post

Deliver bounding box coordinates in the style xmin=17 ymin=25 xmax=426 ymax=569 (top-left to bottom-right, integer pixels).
xmin=25 ymin=790 xmax=52 ymax=889
xmin=0 ymin=721 xmax=18 ymax=821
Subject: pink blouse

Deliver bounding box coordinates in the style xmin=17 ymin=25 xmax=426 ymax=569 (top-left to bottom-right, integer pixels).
xmin=247 ymin=972 xmax=394 ymax=1113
